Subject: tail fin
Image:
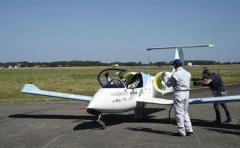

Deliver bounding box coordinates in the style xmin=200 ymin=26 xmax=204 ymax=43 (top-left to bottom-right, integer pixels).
xmin=174 ymin=48 xmax=184 ymax=65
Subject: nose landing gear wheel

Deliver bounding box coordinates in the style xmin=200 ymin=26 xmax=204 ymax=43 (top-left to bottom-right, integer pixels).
xmin=97 ymin=114 xmax=106 ymax=129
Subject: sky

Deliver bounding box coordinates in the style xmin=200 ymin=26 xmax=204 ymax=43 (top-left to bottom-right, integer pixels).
xmin=0 ymin=0 xmax=240 ymax=63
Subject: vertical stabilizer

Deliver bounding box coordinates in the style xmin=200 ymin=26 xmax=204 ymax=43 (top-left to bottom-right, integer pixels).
xmin=174 ymin=48 xmax=179 ymax=59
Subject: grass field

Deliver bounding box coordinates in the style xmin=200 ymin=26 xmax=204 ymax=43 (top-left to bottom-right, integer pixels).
xmin=0 ymin=65 xmax=240 ymax=103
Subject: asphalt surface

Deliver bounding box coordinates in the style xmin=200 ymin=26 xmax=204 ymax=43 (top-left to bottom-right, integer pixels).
xmin=0 ymin=85 xmax=240 ymax=148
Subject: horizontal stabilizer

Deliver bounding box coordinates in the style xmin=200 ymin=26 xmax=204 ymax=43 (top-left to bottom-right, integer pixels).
xmin=21 ymin=84 xmax=92 ymax=102
xmin=146 ymin=44 xmax=215 ymax=51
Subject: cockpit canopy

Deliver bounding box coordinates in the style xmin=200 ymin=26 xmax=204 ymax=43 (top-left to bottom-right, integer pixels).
xmin=98 ymin=68 xmax=127 ymax=88
xmin=97 ymin=68 xmax=143 ymax=89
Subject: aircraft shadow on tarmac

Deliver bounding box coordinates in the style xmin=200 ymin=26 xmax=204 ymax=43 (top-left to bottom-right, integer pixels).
xmin=73 ymin=108 xmax=166 ymax=130
xmin=67 ymin=116 xmax=240 ymax=137
xmin=8 ymin=114 xmax=95 ymax=120
xmin=8 ymin=107 xmax=240 ymax=135
xmin=8 ymin=108 xmax=164 ymax=129
xmin=73 ymin=115 xmax=240 ymax=133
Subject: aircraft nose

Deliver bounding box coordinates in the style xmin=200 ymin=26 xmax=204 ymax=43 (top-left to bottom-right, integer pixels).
xmin=87 ymin=88 xmax=114 ymax=112
xmin=87 ymin=99 xmax=97 ymax=109
xmin=87 ymin=89 xmax=104 ymax=110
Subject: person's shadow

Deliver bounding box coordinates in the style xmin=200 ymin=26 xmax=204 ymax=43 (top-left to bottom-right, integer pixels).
xmin=126 ymin=127 xmax=175 ymax=136
xmin=126 ymin=118 xmax=240 ymax=136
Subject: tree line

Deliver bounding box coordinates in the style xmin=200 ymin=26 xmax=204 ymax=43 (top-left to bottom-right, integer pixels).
xmin=0 ymin=60 xmax=239 ymax=68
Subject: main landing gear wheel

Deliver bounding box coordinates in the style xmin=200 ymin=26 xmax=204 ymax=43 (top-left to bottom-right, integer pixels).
xmin=97 ymin=114 xmax=106 ymax=129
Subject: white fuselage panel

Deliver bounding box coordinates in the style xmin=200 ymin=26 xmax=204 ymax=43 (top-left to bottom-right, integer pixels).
xmin=87 ymin=88 xmax=144 ymax=113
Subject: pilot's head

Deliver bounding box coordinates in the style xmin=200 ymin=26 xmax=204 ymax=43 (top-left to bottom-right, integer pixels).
xmin=105 ymin=72 xmax=109 ymax=78
xmin=173 ymin=59 xmax=183 ymax=69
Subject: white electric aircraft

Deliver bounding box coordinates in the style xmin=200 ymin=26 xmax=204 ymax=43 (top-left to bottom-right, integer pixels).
xmin=21 ymin=44 xmax=240 ymax=129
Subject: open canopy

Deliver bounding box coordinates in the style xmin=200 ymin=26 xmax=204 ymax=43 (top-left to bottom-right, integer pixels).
xmin=97 ymin=68 xmax=127 ymax=87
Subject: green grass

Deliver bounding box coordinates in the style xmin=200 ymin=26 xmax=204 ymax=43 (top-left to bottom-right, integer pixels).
xmin=0 ymin=65 xmax=239 ymax=103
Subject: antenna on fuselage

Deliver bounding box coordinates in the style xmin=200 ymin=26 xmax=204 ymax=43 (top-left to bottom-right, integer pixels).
xmin=146 ymin=44 xmax=215 ymax=65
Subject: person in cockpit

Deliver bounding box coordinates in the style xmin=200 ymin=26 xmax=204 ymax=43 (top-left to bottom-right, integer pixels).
xmin=105 ymin=72 xmax=111 ymax=84
xmin=126 ymin=73 xmax=142 ymax=89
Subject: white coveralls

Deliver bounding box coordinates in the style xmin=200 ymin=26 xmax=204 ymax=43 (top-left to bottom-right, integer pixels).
xmin=164 ymin=67 xmax=193 ymax=135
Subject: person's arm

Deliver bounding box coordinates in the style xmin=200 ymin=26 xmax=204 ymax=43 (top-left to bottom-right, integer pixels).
xmin=201 ymin=78 xmax=212 ymax=85
xmin=163 ymin=72 xmax=176 ymax=87
xmin=166 ymin=77 xmax=176 ymax=87
xmin=128 ymin=80 xmax=140 ymax=89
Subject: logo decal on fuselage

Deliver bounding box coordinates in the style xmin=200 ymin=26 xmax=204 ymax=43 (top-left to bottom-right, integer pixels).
xmin=130 ymin=89 xmax=143 ymax=95
xmin=111 ymin=91 xmax=128 ymax=103
xmin=111 ymin=88 xmax=143 ymax=103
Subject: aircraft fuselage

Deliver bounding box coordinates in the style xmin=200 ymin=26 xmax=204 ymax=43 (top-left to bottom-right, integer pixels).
xmin=87 ymin=88 xmax=144 ymax=113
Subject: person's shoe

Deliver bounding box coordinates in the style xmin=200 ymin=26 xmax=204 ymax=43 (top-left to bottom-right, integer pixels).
xmin=174 ymin=132 xmax=185 ymax=137
xmin=186 ymin=132 xmax=193 ymax=136
xmin=224 ymin=117 xmax=232 ymax=123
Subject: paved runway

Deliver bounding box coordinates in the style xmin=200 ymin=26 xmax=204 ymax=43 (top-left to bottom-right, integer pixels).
xmin=0 ymin=85 xmax=240 ymax=148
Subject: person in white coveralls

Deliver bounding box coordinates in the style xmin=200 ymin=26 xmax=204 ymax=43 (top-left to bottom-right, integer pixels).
xmin=163 ymin=59 xmax=193 ymax=137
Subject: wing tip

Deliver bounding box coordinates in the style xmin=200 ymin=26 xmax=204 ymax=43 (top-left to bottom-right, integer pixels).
xmin=21 ymin=84 xmax=40 ymax=93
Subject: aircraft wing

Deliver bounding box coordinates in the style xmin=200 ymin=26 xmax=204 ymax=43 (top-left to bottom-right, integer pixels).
xmin=137 ymin=97 xmax=173 ymax=105
xmin=21 ymin=84 xmax=92 ymax=102
xmin=137 ymin=95 xmax=240 ymax=105
xmin=189 ymin=95 xmax=240 ymax=104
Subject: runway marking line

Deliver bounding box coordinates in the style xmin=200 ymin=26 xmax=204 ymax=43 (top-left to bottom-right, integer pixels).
xmin=41 ymin=134 xmax=64 ymax=148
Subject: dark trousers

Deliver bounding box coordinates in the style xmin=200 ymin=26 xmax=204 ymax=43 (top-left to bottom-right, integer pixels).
xmin=213 ymin=103 xmax=231 ymax=122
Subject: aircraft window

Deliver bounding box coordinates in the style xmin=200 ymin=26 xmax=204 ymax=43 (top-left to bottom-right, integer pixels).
xmin=103 ymin=78 xmax=126 ymax=88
